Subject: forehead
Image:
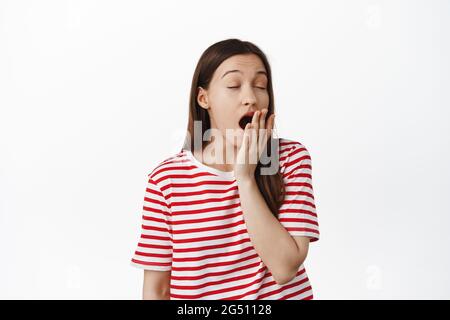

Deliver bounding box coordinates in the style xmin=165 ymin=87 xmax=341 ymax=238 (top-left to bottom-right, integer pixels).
xmin=215 ymin=54 xmax=266 ymax=79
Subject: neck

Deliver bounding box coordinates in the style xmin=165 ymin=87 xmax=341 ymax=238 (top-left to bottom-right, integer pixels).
xmin=196 ymin=135 xmax=238 ymax=172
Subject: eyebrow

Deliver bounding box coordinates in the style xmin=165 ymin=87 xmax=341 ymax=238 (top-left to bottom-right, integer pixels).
xmin=221 ymin=69 xmax=268 ymax=79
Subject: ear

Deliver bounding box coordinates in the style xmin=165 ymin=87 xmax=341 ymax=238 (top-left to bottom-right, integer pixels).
xmin=197 ymin=86 xmax=209 ymax=110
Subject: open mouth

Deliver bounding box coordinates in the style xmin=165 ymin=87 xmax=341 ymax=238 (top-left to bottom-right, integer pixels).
xmin=238 ymin=115 xmax=254 ymax=130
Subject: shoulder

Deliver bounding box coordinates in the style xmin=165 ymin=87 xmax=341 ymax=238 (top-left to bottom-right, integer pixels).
xmin=147 ymin=149 xmax=189 ymax=184
xmin=279 ymin=137 xmax=311 ymax=159
xmin=278 ymin=137 xmax=312 ymax=172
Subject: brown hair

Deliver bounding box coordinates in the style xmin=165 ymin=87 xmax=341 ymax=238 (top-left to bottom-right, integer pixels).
xmin=181 ymin=38 xmax=285 ymax=218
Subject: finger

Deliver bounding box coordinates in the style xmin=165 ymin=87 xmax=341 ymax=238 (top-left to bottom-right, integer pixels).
xmin=258 ymin=130 xmax=267 ymax=159
xmin=259 ymin=109 xmax=268 ymax=151
xmin=267 ymin=114 xmax=275 ymax=138
xmin=243 ymin=122 xmax=251 ymax=138
xmin=259 ymin=108 xmax=268 ymax=134
xmin=242 ymin=123 xmax=250 ymax=164
xmin=244 ymin=124 xmax=250 ymax=163
xmin=249 ymin=123 xmax=257 ymax=164
xmin=249 ymin=112 xmax=258 ymax=158
xmin=267 ymin=113 xmax=274 ymax=140
xmin=251 ymin=110 xmax=261 ymax=158
xmin=251 ymin=110 xmax=260 ymax=134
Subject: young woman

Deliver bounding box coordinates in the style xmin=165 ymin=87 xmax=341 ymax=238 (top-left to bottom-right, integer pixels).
xmin=130 ymin=39 xmax=320 ymax=300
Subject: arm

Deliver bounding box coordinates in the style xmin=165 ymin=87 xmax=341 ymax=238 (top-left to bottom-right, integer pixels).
xmin=234 ymin=109 xmax=309 ymax=285
xmin=142 ymin=270 xmax=171 ymax=300
xmin=237 ymin=178 xmax=305 ymax=285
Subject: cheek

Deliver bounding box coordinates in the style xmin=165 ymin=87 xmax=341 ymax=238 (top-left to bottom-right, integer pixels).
xmin=257 ymin=91 xmax=270 ymax=103
xmin=209 ymin=92 xmax=238 ymax=125
xmin=219 ymin=110 xmax=238 ymax=129
xmin=209 ymin=90 xmax=232 ymax=112
xmin=215 ymin=89 xmax=236 ymax=103
xmin=209 ymin=108 xmax=235 ymax=131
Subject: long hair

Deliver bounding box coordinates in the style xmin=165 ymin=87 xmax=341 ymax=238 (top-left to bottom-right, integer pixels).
xmin=181 ymin=38 xmax=285 ymax=218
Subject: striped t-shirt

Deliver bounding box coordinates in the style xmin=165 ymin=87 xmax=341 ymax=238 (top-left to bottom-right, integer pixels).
xmin=130 ymin=137 xmax=320 ymax=300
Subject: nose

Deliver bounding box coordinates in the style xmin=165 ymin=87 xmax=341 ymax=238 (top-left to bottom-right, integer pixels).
xmin=241 ymin=85 xmax=257 ymax=107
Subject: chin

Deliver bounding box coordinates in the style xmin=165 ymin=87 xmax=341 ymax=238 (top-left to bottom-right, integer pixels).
xmin=224 ymin=129 xmax=243 ymax=148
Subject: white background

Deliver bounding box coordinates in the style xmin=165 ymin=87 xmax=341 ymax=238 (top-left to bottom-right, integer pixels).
xmin=1 ymin=0 xmax=449 ymax=299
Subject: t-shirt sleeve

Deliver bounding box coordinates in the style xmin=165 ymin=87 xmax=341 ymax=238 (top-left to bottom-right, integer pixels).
xmin=278 ymin=142 xmax=320 ymax=242
xmin=130 ymin=176 xmax=173 ymax=271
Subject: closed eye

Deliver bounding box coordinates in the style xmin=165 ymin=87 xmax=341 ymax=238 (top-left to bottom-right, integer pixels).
xmin=227 ymin=86 xmax=267 ymax=90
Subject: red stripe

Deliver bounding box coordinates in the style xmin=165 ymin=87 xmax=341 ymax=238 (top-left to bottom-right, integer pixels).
xmin=144 ymin=197 xmax=169 ymax=209
xmin=171 ymin=202 xmax=241 ymax=216
xmin=134 ymin=250 xmax=172 ymax=258
xmin=172 ymin=245 xmax=254 ymax=263
xmin=171 ymin=261 xmax=262 ymax=281
xmin=141 ymin=224 xmax=171 ymax=234
xmin=258 ymin=274 xmax=309 ymax=299
xmin=256 ymin=268 xmax=305 ymax=293
xmin=282 ymin=199 xmax=316 ymax=209
xmin=172 ymin=227 xmax=248 ymax=244
xmin=283 ymin=155 xmax=310 ymax=171
xmin=284 ymin=191 xmax=315 ymax=199
xmin=146 ymin=187 xmax=165 ymax=199
xmin=170 ymin=264 xmax=267 ymax=299
xmin=172 ymin=252 xmax=259 ymax=272
xmin=171 ymin=266 xmax=267 ymax=290
xmin=285 ymin=227 xmax=319 ymax=235
xmin=140 ymin=234 xmax=171 ymax=241
xmin=284 ymin=168 xmax=312 ymax=179
xmin=222 ymin=269 xmax=298 ymax=300
xmin=280 ymin=284 xmax=312 ymax=300
xmin=171 ymin=194 xmax=240 ymax=206
xmin=155 ymin=172 xmax=217 ymax=184
xmin=284 ymin=182 xmax=313 ymax=191
xmin=279 ymin=208 xmax=317 ymax=218
xmin=223 ymin=268 xmax=307 ymax=300
xmin=219 ymin=280 xmax=268 ymax=300
xmin=172 ymin=219 xmax=245 ymax=235
xmin=137 ymin=242 xmax=171 ymax=250
xmin=143 ymin=200 xmax=244 ymax=228
xmin=279 ymin=217 xmax=319 ymax=226
xmin=142 ymin=215 xmax=168 ymax=224
xmin=168 ymin=185 xmax=239 ymax=199
xmin=142 ymin=206 xmax=170 ymax=216
xmin=171 ymin=211 xmax=242 ymax=226
xmin=173 ymin=237 xmax=251 ymax=253
xmin=152 ymin=165 xmax=198 ymax=177
xmin=150 ymin=156 xmax=190 ymax=174
xmin=279 ymin=140 xmax=299 ymax=147
xmin=279 ymin=145 xmax=306 ymax=163
xmin=160 ymin=179 xmax=236 ymax=192
xmin=131 ymin=258 xmax=171 ymax=267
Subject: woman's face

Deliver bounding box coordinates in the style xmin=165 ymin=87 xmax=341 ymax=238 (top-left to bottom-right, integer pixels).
xmin=197 ymin=53 xmax=270 ymax=148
